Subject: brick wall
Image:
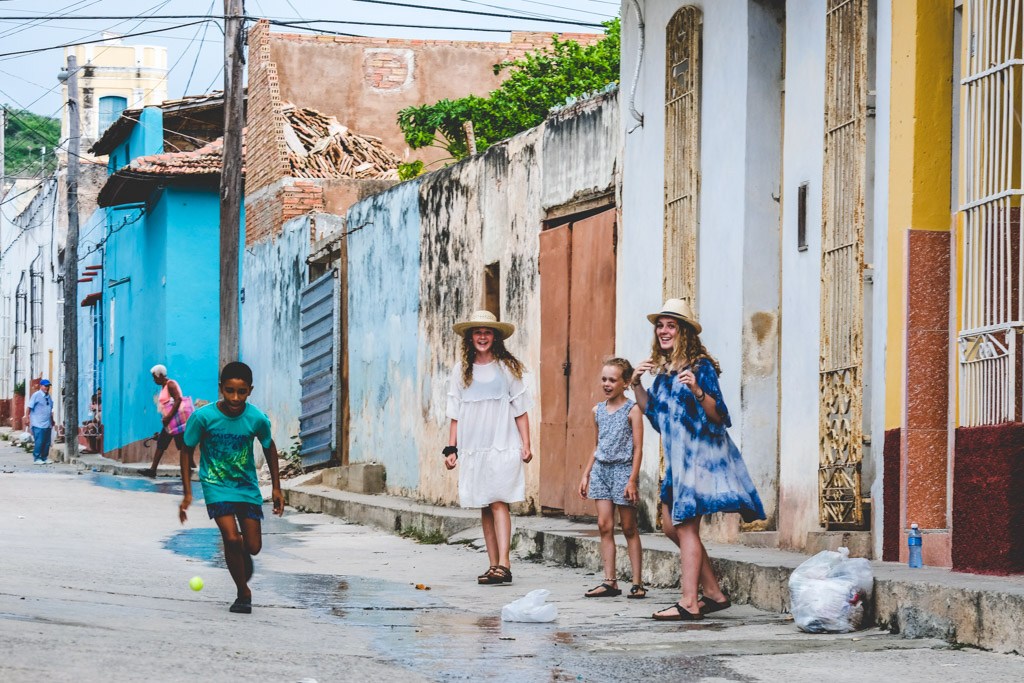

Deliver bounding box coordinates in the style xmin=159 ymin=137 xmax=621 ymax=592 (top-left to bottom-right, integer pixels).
xmin=243 ymin=19 xmax=603 ymax=243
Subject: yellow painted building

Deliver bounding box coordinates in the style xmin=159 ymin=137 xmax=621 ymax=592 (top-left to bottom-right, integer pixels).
xmin=886 ymin=0 xmax=1024 ymax=574
xmin=62 ymin=35 xmax=168 ymax=156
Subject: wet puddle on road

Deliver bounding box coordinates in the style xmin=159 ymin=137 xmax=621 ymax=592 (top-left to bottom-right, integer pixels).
xmin=86 ymin=472 xmax=201 ymax=498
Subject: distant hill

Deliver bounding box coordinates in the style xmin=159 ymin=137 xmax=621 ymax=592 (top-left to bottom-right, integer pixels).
xmin=2 ymin=107 xmax=60 ymax=177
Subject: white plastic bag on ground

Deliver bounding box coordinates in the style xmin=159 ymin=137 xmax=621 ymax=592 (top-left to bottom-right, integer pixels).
xmin=788 ymin=547 xmax=873 ymax=633
xmin=501 ymin=589 xmax=558 ymax=623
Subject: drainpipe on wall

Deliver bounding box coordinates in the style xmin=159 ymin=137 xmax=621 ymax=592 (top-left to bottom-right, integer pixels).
xmin=626 ymin=0 xmax=646 ymax=133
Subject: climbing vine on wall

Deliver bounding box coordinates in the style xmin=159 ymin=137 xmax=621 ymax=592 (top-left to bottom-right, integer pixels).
xmin=396 ymin=18 xmax=620 ymax=175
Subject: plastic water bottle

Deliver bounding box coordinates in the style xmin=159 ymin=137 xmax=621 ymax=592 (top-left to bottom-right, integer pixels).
xmin=908 ymin=523 xmax=923 ymax=568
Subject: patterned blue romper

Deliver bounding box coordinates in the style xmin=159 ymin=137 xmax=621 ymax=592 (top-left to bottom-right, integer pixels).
xmin=587 ymin=399 xmax=637 ymax=507
xmin=645 ymin=359 xmax=766 ymax=525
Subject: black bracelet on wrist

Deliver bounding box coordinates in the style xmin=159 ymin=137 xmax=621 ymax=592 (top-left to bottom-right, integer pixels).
xmin=695 ymin=390 xmax=706 ymax=402
xmin=442 ymin=445 xmax=458 ymax=458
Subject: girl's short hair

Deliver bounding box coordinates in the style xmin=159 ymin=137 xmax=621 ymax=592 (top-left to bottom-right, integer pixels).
xmin=603 ymin=357 xmax=634 ymax=384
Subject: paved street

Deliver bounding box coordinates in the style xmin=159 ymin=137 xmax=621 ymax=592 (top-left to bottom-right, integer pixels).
xmin=3 ymin=443 xmax=1024 ymax=682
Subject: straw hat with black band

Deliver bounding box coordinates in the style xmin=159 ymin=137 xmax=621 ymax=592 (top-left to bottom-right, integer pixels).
xmin=452 ymin=310 xmax=516 ymax=340
xmin=647 ymin=298 xmax=702 ymax=334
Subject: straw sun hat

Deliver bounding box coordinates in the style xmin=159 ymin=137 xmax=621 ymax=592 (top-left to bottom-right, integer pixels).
xmin=453 ymin=310 xmax=516 ymax=340
xmin=647 ymin=298 xmax=702 ymax=334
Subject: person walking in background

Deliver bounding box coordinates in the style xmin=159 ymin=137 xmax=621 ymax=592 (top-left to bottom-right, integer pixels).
xmin=633 ymin=299 xmax=766 ymax=621
xmin=143 ymin=364 xmax=194 ymax=478
xmin=444 ymin=310 xmax=532 ymax=586
xmin=578 ymin=358 xmax=646 ymax=599
xmin=25 ymin=379 xmax=54 ymax=465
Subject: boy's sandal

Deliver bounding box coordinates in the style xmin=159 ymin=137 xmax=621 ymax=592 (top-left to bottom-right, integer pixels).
xmin=699 ymin=595 xmax=731 ymax=614
xmin=585 ymin=581 xmax=622 ymax=598
xmin=627 ymin=583 xmax=648 ymax=599
xmin=478 ymin=565 xmax=498 ymax=581
xmin=229 ymin=597 xmax=252 ymax=614
xmin=479 ymin=565 xmax=512 ymax=585
xmin=651 ymin=602 xmax=704 ymax=621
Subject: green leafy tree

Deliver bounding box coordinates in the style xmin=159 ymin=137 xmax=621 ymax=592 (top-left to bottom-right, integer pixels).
xmin=2 ymin=107 xmax=60 ymax=177
xmin=397 ymin=18 xmax=620 ymax=170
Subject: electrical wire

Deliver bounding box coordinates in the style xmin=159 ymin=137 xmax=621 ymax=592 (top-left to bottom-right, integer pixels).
xmin=183 ymin=1 xmax=217 ymax=96
xmin=350 ymin=0 xmax=604 ymax=27
xmin=0 ymin=19 xmax=213 ymax=60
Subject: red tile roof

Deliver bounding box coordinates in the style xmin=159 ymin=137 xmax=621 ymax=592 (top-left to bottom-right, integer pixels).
xmin=125 ymin=137 xmax=238 ymax=177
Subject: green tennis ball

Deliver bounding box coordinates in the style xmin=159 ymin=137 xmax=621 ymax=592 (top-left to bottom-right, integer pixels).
xmin=189 ymin=576 xmax=204 ymax=591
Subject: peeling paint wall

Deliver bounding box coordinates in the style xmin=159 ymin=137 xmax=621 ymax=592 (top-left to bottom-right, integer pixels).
xmin=347 ymin=92 xmax=620 ymax=508
xmin=241 ymin=214 xmax=311 ymax=452
xmin=346 ymin=180 xmax=423 ymax=493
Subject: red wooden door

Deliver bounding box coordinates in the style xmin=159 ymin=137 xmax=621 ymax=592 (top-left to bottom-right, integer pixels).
xmin=539 ymin=226 xmax=570 ymax=511
xmin=539 ymin=208 xmax=617 ymax=515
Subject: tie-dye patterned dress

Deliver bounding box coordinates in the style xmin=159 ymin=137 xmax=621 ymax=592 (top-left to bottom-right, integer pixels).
xmin=644 ymin=358 xmax=766 ymax=525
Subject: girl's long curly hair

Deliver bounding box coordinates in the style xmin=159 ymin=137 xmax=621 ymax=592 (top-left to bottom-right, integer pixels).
xmin=649 ymin=317 xmax=722 ymax=375
xmin=461 ymin=331 xmax=524 ymax=387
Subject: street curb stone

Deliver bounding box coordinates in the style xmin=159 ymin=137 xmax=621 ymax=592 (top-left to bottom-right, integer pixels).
xmin=283 ymin=481 xmax=1024 ymax=654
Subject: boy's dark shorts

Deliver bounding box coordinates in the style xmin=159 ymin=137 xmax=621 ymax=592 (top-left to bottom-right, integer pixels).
xmin=206 ymin=501 xmax=264 ymax=521
xmin=156 ymin=430 xmax=185 ymax=451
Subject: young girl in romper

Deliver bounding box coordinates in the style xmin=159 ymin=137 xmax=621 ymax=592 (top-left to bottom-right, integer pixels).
xmin=578 ymin=358 xmax=646 ymax=599
xmin=444 ymin=310 xmax=533 ymax=585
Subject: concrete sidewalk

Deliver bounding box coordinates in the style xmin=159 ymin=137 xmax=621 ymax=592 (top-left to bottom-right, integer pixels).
xmin=283 ymin=474 xmax=1024 ymax=655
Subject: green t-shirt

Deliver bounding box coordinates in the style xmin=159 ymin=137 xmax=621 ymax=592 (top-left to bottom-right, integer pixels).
xmin=183 ymin=402 xmax=273 ymax=506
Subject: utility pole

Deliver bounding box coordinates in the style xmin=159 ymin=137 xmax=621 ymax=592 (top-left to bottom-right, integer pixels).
xmin=219 ymin=0 xmax=244 ymax=368
xmin=1 ymin=107 xmax=6 ymax=196
xmin=61 ymin=55 xmax=80 ymax=461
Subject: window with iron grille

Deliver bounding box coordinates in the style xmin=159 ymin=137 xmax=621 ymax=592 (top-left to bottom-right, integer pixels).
xmin=663 ymin=6 xmax=702 ymax=304
xmin=957 ymin=0 xmax=1024 ymax=426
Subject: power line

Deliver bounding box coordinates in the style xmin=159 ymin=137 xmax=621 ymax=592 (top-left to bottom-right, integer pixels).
xmin=350 ymin=0 xmax=604 ymax=27
xmin=267 ymin=18 xmax=540 ymax=33
xmin=0 ymin=19 xmax=213 ymax=60
xmin=0 ymin=0 xmax=97 ymax=41
xmin=183 ymin=1 xmax=217 ymax=96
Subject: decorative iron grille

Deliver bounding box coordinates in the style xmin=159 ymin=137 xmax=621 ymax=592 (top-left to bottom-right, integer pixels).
xmin=958 ymin=0 xmax=1024 ymax=426
xmin=819 ymin=0 xmax=868 ymax=527
xmin=663 ymin=6 xmax=702 ymax=304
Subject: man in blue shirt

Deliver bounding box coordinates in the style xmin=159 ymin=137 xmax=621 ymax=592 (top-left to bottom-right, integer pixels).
xmin=24 ymin=379 xmax=54 ymax=464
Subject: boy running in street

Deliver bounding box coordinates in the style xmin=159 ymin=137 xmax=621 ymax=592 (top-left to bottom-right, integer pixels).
xmin=178 ymin=362 xmax=284 ymax=614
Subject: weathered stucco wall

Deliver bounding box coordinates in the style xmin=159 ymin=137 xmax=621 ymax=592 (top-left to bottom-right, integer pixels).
xmin=241 ymin=214 xmax=311 ymax=452
xmin=346 ymin=180 xmax=423 ymax=493
xmin=347 ymin=91 xmax=620 ymax=509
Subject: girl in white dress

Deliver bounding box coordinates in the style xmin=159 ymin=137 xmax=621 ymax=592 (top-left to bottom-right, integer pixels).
xmin=444 ymin=310 xmax=533 ymax=585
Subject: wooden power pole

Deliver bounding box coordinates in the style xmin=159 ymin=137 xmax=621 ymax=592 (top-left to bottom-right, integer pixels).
xmin=62 ymin=55 xmax=80 ymax=461
xmin=219 ymin=0 xmax=245 ymax=368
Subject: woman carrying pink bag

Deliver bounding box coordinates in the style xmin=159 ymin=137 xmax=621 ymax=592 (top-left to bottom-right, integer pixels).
xmin=142 ymin=364 xmax=195 ymax=478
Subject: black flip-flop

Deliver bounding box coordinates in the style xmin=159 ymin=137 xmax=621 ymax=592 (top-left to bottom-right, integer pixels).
xmin=700 ymin=595 xmax=731 ymax=615
xmin=652 ymin=602 xmax=703 ymax=621
xmin=585 ymin=582 xmax=622 ymax=598
xmin=229 ymin=597 xmax=252 ymax=614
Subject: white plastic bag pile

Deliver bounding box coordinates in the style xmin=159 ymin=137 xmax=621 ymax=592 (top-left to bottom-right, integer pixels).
xmin=501 ymin=589 xmax=558 ymax=623
xmin=788 ymin=547 xmax=873 ymax=633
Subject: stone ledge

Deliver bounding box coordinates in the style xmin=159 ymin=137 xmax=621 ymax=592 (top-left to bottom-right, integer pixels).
xmin=283 ymin=482 xmax=1024 ymax=654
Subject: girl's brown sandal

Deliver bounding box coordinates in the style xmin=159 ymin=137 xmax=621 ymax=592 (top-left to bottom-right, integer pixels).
xmin=479 ymin=565 xmax=512 ymax=585
xmin=477 ymin=565 xmax=498 ymax=582
xmin=627 ymin=583 xmax=647 ymax=599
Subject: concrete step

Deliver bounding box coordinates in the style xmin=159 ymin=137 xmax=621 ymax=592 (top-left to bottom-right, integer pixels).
xmin=283 ymin=480 xmax=1024 ymax=654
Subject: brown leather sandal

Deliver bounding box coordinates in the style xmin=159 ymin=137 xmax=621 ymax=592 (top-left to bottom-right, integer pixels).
xmin=627 ymin=583 xmax=648 ymax=599
xmin=585 ymin=581 xmax=622 ymax=598
xmin=479 ymin=565 xmax=512 ymax=585
xmin=652 ymin=602 xmax=703 ymax=621
xmin=477 ymin=565 xmax=498 ymax=581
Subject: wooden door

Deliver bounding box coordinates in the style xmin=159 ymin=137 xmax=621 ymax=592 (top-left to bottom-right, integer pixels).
xmin=539 ymin=208 xmax=617 ymax=516
xmin=539 ymin=226 xmax=570 ymax=511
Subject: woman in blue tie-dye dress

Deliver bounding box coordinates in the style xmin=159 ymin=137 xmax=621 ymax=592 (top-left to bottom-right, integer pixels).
xmin=633 ymin=299 xmax=765 ymax=621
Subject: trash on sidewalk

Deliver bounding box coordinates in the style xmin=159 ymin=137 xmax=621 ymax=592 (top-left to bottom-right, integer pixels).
xmin=788 ymin=547 xmax=873 ymax=633
xmin=501 ymin=589 xmax=558 ymax=623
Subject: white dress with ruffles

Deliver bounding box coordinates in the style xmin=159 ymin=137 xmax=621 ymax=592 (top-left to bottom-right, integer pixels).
xmin=446 ymin=361 xmax=532 ymax=508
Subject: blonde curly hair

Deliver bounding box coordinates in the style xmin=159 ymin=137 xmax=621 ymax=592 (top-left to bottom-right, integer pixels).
xmin=648 ymin=317 xmax=722 ymax=375
xmin=461 ymin=331 xmax=524 ymax=387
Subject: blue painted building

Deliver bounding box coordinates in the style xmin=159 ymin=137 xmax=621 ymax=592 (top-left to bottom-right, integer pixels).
xmin=92 ymin=105 xmax=235 ymax=462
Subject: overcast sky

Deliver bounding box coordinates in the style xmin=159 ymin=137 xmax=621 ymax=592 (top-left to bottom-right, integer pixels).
xmin=0 ymin=0 xmax=619 ymax=118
